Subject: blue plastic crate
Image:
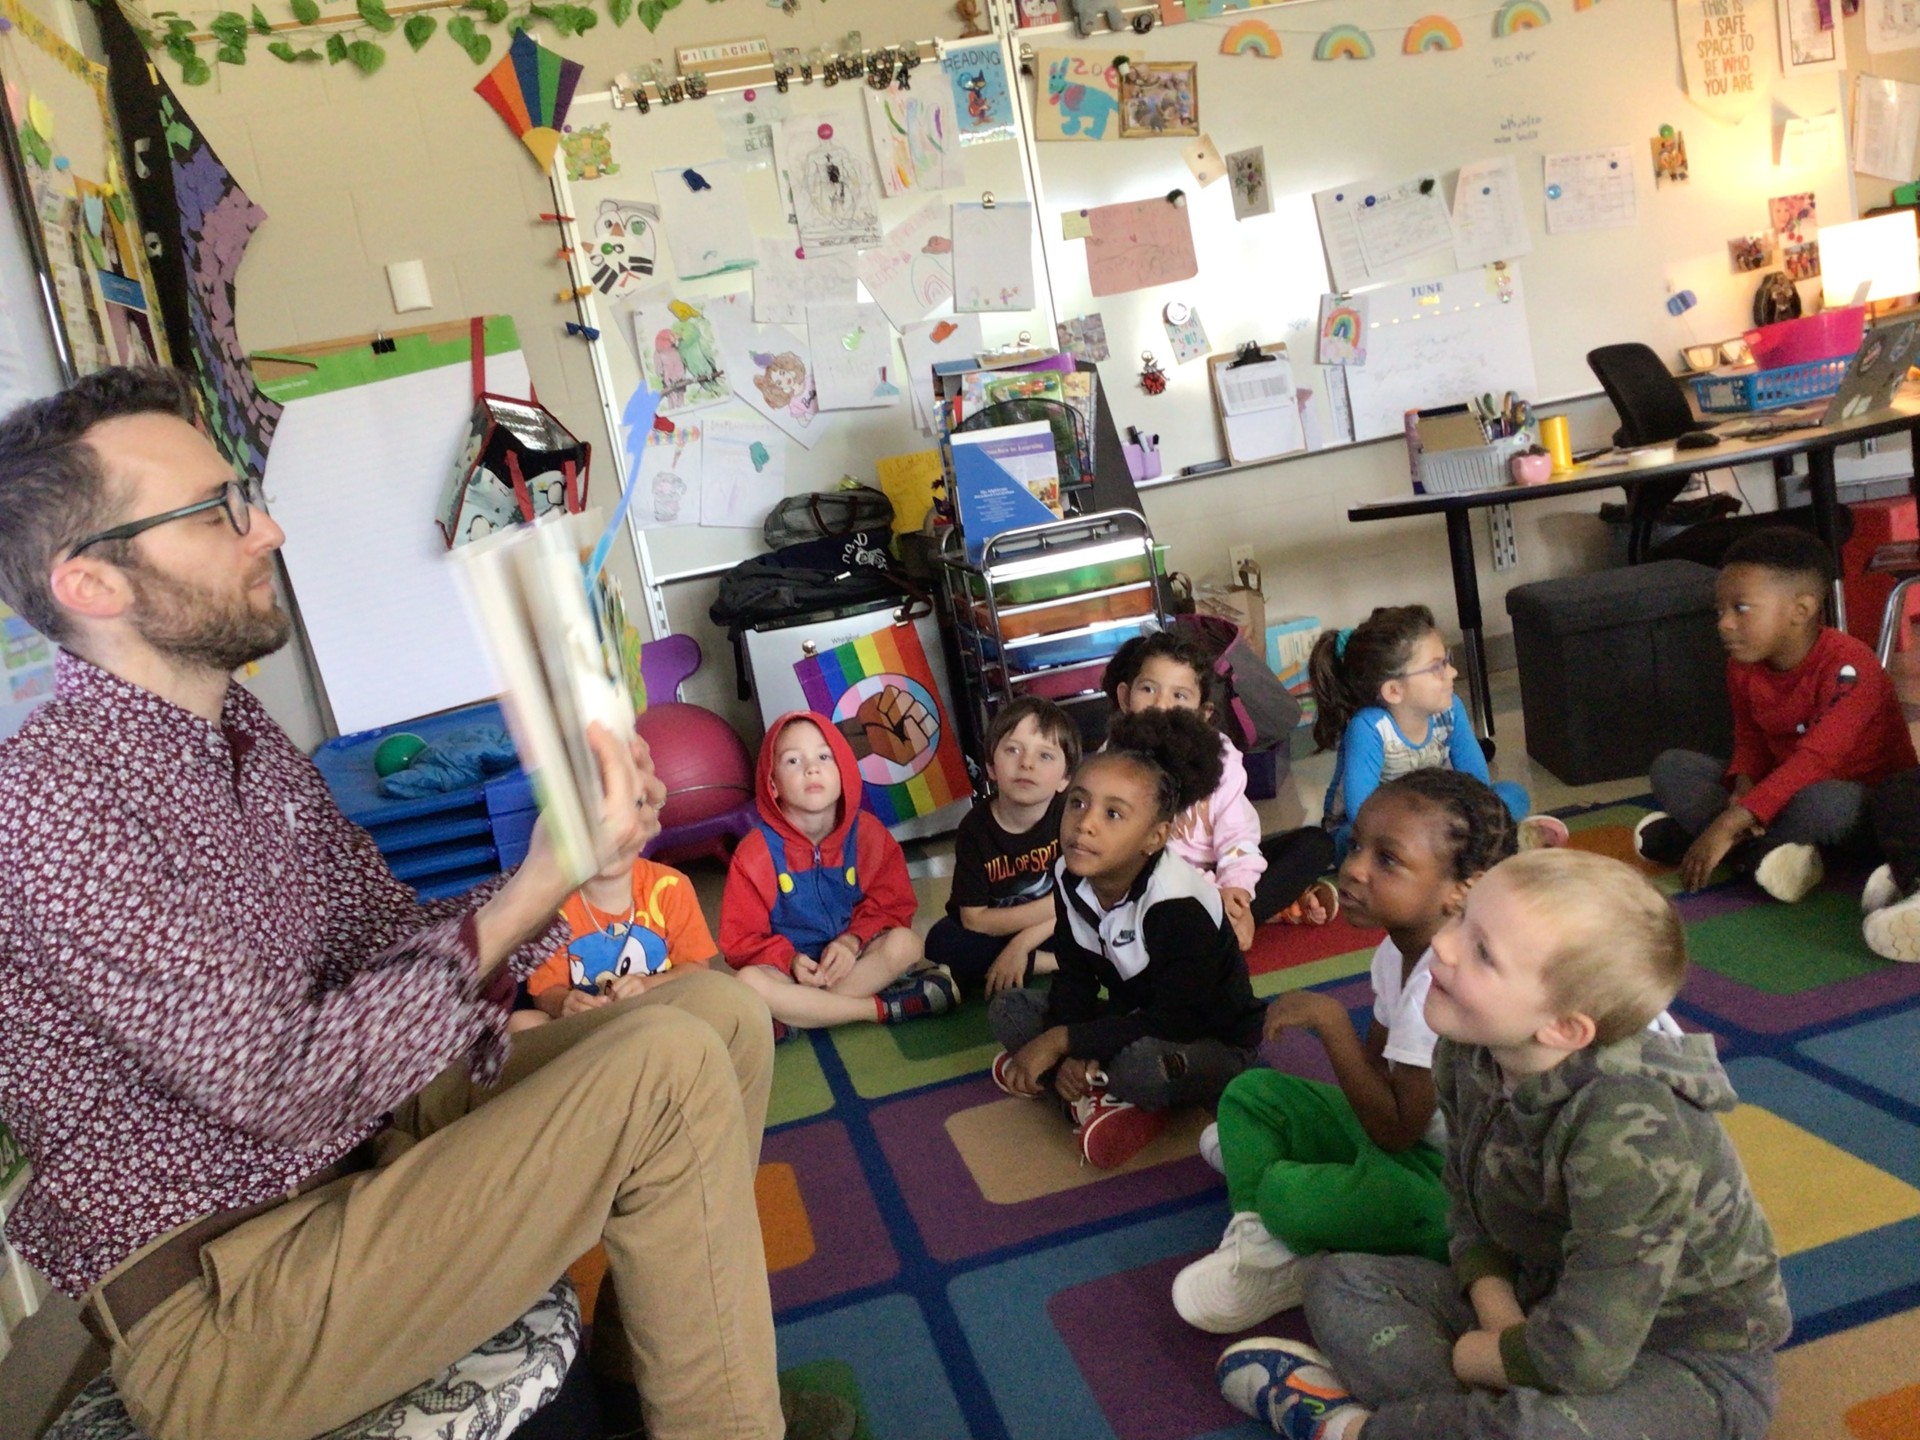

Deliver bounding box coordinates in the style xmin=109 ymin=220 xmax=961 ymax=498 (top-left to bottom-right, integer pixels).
xmin=1688 ymin=357 xmax=1849 ymax=413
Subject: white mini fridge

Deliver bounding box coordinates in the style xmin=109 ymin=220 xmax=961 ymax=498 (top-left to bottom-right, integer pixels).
xmin=740 ymin=598 xmax=973 ymax=843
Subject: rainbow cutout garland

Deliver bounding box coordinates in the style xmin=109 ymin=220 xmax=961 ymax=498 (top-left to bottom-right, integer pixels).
xmin=1403 ymin=14 xmax=1465 ymax=53
xmin=1314 ymin=23 xmax=1375 ymax=60
xmin=1220 ymin=17 xmax=1282 ymax=57
xmin=1494 ymin=0 xmax=1552 ymax=34
xmin=793 ymin=623 xmax=970 ymax=828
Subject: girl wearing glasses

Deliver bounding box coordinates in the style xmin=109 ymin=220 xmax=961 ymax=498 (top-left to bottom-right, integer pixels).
xmin=1310 ymin=605 xmax=1564 ymax=857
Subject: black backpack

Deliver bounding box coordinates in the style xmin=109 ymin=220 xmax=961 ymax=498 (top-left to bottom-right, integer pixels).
xmin=709 ymin=530 xmax=919 ymax=699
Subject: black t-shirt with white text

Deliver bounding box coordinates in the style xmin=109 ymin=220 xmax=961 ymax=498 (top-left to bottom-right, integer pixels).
xmin=945 ymin=793 xmax=1065 ymax=923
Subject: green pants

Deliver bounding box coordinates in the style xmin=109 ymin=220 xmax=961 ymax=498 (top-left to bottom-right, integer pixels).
xmin=1216 ymin=1069 xmax=1450 ymax=1263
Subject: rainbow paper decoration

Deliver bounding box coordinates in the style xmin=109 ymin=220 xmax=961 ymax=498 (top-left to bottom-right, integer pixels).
xmin=1314 ymin=24 xmax=1375 ymax=60
xmin=1325 ymin=306 xmax=1362 ymax=343
xmin=1573 ymin=0 xmax=1601 ymax=8
xmin=1220 ymin=18 xmax=1282 ymax=56
xmin=473 ymin=30 xmax=584 ymax=174
xmin=1493 ymin=0 xmax=1551 ymax=33
xmin=1403 ymin=15 xmax=1465 ymax=52
xmin=793 ymin=623 xmax=970 ymax=828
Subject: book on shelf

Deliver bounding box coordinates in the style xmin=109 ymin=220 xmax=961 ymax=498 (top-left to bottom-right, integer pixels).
xmin=451 ymin=510 xmax=636 ymax=887
xmin=949 ymin=419 xmax=1064 ymax=564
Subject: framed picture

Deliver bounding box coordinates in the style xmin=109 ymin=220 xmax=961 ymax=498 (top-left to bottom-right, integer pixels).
xmin=1777 ymin=0 xmax=1845 ymax=74
xmin=1119 ymin=61 xmax=1200 ymax=139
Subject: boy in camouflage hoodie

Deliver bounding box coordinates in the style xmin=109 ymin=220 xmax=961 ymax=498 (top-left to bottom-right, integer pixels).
xmin=1214 ymin=849 xmax=1789 ymax=1440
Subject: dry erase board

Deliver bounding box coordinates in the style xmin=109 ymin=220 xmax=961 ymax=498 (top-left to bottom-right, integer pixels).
xmin=1022 ymin=1 xmax=1855 ymax=469
xmin=560 ymin=66 xmax=1047 ymax=589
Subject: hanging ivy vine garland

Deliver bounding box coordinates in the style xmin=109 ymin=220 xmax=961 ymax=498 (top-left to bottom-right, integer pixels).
xmin=123 ymin=0 xmax=735 ymax=84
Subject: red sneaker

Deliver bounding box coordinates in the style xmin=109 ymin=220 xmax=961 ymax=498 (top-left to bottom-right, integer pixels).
xmin=1074 ymin=1091 xmax=1168 ymax=1168
xmin=990 ymin=1049 xmax=1036 ymax=1098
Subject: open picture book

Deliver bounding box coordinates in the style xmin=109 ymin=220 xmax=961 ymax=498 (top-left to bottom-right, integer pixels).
xmin=452 ymin=510 xmax=636 ymax=887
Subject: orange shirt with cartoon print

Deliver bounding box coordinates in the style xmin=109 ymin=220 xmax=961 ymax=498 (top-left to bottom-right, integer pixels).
xmin=526 ymin=856 xmax=718 ymax=999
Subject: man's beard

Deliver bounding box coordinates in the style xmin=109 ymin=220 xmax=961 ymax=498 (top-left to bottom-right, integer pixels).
xmin=125 ymin=559 xmax=292 ymax=674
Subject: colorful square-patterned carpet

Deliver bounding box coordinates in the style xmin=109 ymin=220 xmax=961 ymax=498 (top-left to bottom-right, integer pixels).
xmin=578 ymin=799 xmax=1920 ymax=1439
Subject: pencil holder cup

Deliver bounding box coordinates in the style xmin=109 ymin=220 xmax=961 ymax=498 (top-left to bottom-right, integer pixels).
xmin=1124 ymin=440 xmax=1162 ymax=482
xmin=1509 ymin=450 xmax=1554 ymax=485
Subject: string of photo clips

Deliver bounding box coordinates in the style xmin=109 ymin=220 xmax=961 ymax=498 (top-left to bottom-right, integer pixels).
xmin=607 ymin=34 xmax=944 ymax=114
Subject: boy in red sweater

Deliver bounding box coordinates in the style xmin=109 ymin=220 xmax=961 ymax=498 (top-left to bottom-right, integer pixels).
xmin=721 ymin=709 xmax=957 ymax=1029
xmin=1636 ymin=527 xmax=1916 ymax=902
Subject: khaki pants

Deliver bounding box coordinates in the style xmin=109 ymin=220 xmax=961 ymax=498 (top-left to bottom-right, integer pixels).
xmin=97 ymin=969 xmax=781 ymax=1440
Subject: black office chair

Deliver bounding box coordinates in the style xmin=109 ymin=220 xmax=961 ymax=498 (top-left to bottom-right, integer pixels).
xmin=1581 ymin=343 xmax=1851 ymax=566
xmin=1586 ymin=342 xmax=1700 ymax=446
xmin=1586 ymin=343 xmax=1709 ymax=561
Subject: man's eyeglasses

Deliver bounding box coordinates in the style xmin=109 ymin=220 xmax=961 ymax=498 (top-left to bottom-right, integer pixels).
xmin=1392 ymin=649 xmax=1455 ymax=681
xmin=67 ymin=479 xmax=258 ymax=559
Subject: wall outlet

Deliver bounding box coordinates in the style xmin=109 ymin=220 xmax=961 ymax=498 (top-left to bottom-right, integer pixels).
xmin=1228 ymin=544 xmax=1256 ymax=582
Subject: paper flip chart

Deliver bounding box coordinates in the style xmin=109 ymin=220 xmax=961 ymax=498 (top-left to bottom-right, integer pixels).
xmin=1083 ymin=196 xmax=1198 ymax=298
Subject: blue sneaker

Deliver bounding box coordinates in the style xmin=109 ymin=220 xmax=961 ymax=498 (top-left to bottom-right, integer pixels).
xmin=1216 ymin=1338 xmax=1359 ymax=1438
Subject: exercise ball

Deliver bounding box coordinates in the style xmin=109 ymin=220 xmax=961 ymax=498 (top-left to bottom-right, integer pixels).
xmin=633 ymin=703 xmax=754 ymax=827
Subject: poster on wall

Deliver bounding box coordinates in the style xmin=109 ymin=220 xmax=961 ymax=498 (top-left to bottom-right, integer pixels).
xmin=793 ymin=621 xmax=973 ymax=830
xmin=1674 ymin=0 xmax=1773 ymax=122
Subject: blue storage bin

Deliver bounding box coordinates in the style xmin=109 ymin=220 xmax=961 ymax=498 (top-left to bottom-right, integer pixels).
xmin=1688 ymin=357 xmax=1848 ymax=413
xmin=312 ymin=700 xmax=534 ymax=899
xmin=991 ymin=617 xmax=1154 ymax=674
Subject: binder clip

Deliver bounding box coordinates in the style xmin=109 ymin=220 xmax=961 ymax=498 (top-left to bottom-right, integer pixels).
xmin=370 ymin=331 xmax=396 ymax=356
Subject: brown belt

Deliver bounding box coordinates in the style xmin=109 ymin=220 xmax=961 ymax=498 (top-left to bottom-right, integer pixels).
xmin=84 ymin=1153 xmax=366 ymax=1346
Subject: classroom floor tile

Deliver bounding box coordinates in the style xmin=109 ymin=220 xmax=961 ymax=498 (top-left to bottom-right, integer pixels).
xmin=827 ymin=1002 xmax=1001 ymax=1100
xmin=761 ymin=1120 xmax=897 ymax=1311
xmin=774 ymin=1294 xmax=969 ymax=1440
xmin=946 ymin=1209 xmax=1266 ymax=1440
xmin=869 ymin=1077 xmax=1221 ymax=1263
xmin=1769 ymin=1308 xmax=1920 ymax=1440
xmin=1796 ymin=1007 xmax=1920 ymax=1110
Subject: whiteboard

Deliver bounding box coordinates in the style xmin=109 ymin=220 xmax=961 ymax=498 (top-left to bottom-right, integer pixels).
xmin=559 ymin=61 xmax=1048 ymax=587
xmin=1021 ymin=0 xmax=1856 ymax=474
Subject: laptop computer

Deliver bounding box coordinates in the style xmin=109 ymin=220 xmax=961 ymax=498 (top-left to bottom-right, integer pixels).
xmin=1714 ymin=318 xmax=1920 ymax=439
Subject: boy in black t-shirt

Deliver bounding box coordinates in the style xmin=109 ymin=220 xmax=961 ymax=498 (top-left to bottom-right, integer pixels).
xmin=927 ymin=698 xmax=1081 ymax=991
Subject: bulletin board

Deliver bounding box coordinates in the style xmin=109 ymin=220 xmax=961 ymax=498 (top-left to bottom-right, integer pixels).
xmin=558 ymin=39 xmax=1050 ymax=592
xmin=0 ymin=0 xmax=168 ymax=378
xmin=1022 ymin=0 xmax=1856 ymax=469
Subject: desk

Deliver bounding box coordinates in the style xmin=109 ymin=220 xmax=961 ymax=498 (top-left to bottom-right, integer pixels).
xmin=1348 ymin=396 xmax=1920 ymax=741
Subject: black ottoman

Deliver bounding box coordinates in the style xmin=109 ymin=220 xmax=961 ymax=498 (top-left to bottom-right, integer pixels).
xmin=1504 ymin=560 xmax=1733 ymax=785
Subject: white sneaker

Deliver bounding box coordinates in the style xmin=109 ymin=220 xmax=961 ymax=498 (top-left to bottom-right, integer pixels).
xmin=1862 ymin=863 xmax=1903 ymax=915
xmin=1171 ymin=1211 xmax=1305 ymax=1333
xmin=1198 ymin=1121 xmax=1224 ymax=1175
xmin=1754 ymin=843 xmax=1824 ymax=904
xmin=1865 ymin=886 xmax=1920 ymax=962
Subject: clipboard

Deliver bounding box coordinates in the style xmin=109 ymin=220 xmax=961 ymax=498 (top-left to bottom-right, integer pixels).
xmin=1208 ymin=342 xmax=1306 ymax=466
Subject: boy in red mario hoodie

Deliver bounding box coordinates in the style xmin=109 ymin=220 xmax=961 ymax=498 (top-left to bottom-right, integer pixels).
xmin=721 ymin=710 xmax=960 ymax=1029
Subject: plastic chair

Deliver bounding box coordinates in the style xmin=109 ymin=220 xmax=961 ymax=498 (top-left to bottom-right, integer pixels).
xmin=1868 ymin=540 xmax=1920 ymax=664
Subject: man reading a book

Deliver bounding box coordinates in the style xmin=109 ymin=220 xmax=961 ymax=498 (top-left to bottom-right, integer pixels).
xmin=0 ymin=368 xmax=786 ymax=1440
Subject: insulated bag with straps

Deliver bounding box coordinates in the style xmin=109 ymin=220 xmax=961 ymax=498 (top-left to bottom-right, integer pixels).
xmin=709 ymin=530 xmax=919 ymax=699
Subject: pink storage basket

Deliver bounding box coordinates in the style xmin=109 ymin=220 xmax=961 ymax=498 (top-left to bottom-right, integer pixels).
xmin=1744 ymin=306 xmax=1867 ymax=370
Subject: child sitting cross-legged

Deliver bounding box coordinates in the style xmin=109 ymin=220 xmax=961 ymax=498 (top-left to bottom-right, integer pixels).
xmin=720 ymin=709 xmax=957 ymax=1030
xmin=510 ymin=849 xmax=718 ymax=1033
xmin=1216 ymin=849 xmax=1789 ymax=1440
xmin=989 ymin=706 xmax=1268 ymax=1169
xmin=1104 ymin=630 xmax=1339 ymax=946
xmin=1637 ymin=526 xmax=1916 ymax=901
xmin=1171 ymin=769 xmax=1517 ymax=1334
xmin=1312 ymin=605 xmax=1563 ymax=858
xmin=924 ymin=696 xmax=1080 ymax=994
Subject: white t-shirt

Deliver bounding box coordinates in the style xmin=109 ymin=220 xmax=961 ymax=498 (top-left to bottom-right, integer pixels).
xmin=1370 ymin=937 xmax=1450 ymax=1151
